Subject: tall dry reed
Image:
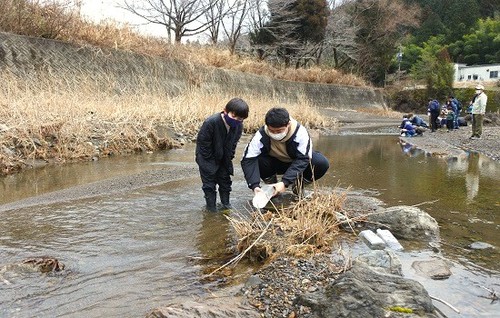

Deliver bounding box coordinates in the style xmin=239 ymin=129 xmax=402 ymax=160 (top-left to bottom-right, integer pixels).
xmin=0 ymin=72 xmax=335 ymax=175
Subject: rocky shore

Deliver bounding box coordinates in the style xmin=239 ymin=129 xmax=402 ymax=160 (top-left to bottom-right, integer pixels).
xmin=400 ymin=125 xmax=499 ymax=161
xmin=149 ymin=198 xmax=445 ymax=318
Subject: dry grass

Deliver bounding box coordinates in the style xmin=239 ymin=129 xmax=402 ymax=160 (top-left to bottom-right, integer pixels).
xmin=0 ymin=73 xmax=335 ymax=175
xmin=357 ymin=107 xmax=404 ymax=119
xmin=0 ymin=1 xmax=368 ymax=86
xmin=225 ymin=186 xmax=361 ymax=265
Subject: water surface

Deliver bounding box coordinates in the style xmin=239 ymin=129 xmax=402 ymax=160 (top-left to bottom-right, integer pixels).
xmin=1 ymin=134 xmax=499 ymax=317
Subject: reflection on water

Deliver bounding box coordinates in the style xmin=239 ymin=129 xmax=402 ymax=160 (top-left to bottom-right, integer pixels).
xmin=0 ymin=175 xmax=255 ymax=318
xmin=0 ymin=149 xmax=195 ymax=205
xmin=0 ymin=135 xmax=499 ymax=317
xmin=315 ymin=135 xmax=499 ymax=270
xmin=399 ymin=140 xmax=426 ymax=157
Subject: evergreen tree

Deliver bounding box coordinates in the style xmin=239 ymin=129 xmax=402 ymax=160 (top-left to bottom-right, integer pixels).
xmin=411 ymin=36 xmax=454 ymax=97
xmin=449 ymin=17 xmax=500 ymax=64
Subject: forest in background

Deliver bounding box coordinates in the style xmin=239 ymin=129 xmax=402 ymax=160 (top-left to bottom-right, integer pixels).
xmin=1 ymin=0 xmax=499 ymax=92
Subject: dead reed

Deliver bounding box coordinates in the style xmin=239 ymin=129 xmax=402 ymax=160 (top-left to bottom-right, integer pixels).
xmin=0 ymin=72 xmax=334 ymax=175
xmin=224 ymin=186 xmax=352 ymax=266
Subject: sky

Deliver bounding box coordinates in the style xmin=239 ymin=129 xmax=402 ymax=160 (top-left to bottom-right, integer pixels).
xmin=79 ymin=0 xmax=167 ymax=38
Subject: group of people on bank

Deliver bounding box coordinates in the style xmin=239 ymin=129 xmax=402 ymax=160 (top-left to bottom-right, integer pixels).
xmin=400 ymin=84 xmax=488 ymax=139
xmin=196 ymin=85 xmax=488 ymax=212
xmin=195 ymin=99 xmax=329 ymax=212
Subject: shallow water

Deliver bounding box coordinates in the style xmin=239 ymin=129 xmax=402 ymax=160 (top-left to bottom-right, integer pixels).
xmin=315 ymin=135 xmax=500 ymax=269
xmin=0 ymin=134 xmax=499 ymax=317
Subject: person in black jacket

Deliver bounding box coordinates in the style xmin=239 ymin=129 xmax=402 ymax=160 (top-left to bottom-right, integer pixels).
xmin=241 ymin=107 xmax=329 ymax=199
xmin=195 ymin=98 xmax=249 ymax=211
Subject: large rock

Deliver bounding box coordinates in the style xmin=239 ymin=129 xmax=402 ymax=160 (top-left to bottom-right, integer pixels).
xmin=297 ymin=250 xmax=437 ymax=317
xmin=354 ymin=249 xmax=402 ymax=276
xmin=367 ymin=206 xmax=440 ymax=241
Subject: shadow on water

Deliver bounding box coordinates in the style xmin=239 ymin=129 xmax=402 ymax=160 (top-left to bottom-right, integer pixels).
xmin=0 ymin=134 xmax=499 ymax=317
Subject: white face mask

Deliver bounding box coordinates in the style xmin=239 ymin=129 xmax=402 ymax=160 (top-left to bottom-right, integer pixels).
xmin=268 ymin=130 xmax=287 ymax=141
xmin=475 ymin=90 xmax=482 ymax=94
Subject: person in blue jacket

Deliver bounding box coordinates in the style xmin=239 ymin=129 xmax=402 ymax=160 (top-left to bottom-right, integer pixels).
xmin=400 ymin=117 xmax=416 ymax=137
xmin=447 ymin=95 xmax=461 ymax=129
xmin=427 ymin=98 xmax=441 ymax=132
xmin=241 ymin=107 xmax=329 ymax=199
xmin=196 ymin=98 xmax=249 ymax=211
xmin=408 ymin=113 xmax=429 ymax=128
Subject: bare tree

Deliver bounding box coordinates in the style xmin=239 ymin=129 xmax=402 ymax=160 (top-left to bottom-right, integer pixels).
xmin=323 ymin=3 xmax=360 ymax=68
xmin=246 ymin=0 xmax=270 ymax=59
xmin=351 ymin=0 xmax=420 ymax=85
xmin=122 ymin=0 xmax=220 ymax=43
xmin=221 ymin=0 xmax=250 ymax=54
xmin=261 ymin=0 xmax=303 ymax=66
xmin=204 ymin=0 xmax=226 ymax=44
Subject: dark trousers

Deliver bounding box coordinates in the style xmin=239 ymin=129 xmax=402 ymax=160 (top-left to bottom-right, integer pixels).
xmin=199 ymin=165 xmax=231 ymax=195
xmin=258 ymin=151 xmax=329 ymax=183
xmin=446 ymin=118 xmax=454 ymax=130
xmin=430 ymin=113 xmax=439 ymax=132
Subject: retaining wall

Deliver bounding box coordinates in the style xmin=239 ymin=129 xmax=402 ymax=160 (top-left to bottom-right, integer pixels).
xmin=0 ymin=32 xmax=386 ymax=109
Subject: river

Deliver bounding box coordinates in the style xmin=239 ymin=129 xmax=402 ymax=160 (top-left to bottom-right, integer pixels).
xmin=0 ymin=134 xmax=498 ymax=317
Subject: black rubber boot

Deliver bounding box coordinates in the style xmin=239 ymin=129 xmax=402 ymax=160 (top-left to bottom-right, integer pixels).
xmin=219 ymin=191 xmax=232 ymax=210
xmin=204 ymin=191 xmax=217 ymax=212
xmin=263 ymin=174 xmax=278 ymax=184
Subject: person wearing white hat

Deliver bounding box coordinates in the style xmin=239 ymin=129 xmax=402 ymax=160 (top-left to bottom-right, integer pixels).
xmin=469 ymin=84 xmax=487 ymax=139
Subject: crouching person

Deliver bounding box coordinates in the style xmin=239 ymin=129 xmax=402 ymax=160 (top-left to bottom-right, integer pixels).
xmin=195 ymin=98 xmax=249 ymax=211
xmin=241 ymin=107 xmax=329 ymax=199
xmin=400 ymin=117 xmax=417 ymax=137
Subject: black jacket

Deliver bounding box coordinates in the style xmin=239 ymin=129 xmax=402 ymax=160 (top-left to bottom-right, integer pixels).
xmin=241 ymin=124 xmax=311 ymax=189
xmin=195 ymin=112 xmax=243 ymax=176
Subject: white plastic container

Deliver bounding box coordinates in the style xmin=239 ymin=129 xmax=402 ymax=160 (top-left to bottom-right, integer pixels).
xmin=252 ymin=184 xmax=275 ymax=209
xmin=376 ymin=229 xmax=404 ymax=251
xmin=359 ymin=229 xmax=386 ymax=250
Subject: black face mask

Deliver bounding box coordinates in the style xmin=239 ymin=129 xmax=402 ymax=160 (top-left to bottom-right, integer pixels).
xmin=224 ymin=112 xmax=242 ymax=128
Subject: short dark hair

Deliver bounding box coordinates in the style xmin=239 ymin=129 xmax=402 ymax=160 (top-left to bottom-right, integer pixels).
xmin=225 ymin=98 xmax=249 ymax=119
xmin=265 ymin=107 xmax=290 ymax=127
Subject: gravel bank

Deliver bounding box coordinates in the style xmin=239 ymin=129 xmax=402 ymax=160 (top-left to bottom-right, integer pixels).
xmin=400 ymin=125 xmax=500 ymax=161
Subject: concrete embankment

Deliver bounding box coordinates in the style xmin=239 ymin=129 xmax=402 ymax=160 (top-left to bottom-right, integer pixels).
xmin=0 ymin=32 xmax=385 ymax=109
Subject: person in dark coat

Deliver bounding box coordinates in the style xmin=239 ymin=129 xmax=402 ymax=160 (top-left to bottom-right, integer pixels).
xmin=241 ymin=107 xmax=329 ymax=199
xmin=195 ymin=98 xmax=249 ymax=211
xmin=427 ymin=98 xmax=441 ymax=132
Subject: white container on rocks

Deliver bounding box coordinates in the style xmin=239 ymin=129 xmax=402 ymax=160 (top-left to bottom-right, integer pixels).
xmin=376 ymin=229 xmax=404 ymax=251
xmin=359 ymin=229 xmax=386 ymax=250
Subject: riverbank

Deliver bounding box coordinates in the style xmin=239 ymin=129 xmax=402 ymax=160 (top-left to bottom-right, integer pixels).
xmin=331 ymin=109 xmax=499 ymax=161
xmin=400 ymin=125 xmax=500 ymax=161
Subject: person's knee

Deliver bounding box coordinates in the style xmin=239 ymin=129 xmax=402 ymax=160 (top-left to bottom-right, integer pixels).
xmin=311 ymin=152 xmax=330 ymax=180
